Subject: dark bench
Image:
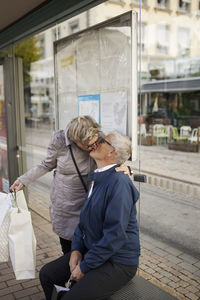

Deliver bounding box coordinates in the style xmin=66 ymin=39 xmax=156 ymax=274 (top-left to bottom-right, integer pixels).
xmin=110 ymin=275 xmax=178 ymax=300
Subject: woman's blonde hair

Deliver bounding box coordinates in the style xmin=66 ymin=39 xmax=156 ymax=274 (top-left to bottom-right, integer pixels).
xmin=67 ymin=115 xmax=101 ymax=144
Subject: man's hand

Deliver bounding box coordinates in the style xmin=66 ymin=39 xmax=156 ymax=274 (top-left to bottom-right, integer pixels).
xmin=69 ymin=250 xmax=82 ymax=273
xmin=10 ymin=179 xmax=24 ymax=192
xmin=70 ymin=264 xmax=84 ymax=282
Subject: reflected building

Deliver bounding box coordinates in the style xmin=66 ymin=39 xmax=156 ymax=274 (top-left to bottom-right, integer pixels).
xmin=32 ymin=0 xmax=200 ymax=137
xmin=27 ymin=57 xmax=54 ymax=128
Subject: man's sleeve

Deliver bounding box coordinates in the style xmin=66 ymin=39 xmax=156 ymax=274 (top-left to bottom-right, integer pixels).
xmin=71 ymin=224 xmax=86 ymax=254
xmin=80 ymin=178 xmax=138 ymax=273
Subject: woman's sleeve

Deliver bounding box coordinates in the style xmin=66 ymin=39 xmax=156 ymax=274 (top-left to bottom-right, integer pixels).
xmin=80 ymin=178 xmax=138 ymax=273
xmin=18 ymin=131 xmax=60 ymax=186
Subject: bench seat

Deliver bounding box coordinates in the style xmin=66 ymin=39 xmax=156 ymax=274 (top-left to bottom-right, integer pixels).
xmin=110 ymin=275 xmax=178 ymax=300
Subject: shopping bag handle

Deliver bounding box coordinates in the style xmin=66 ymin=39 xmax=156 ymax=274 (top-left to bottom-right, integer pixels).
xmin=10 ymin=191 xmax=20 ymax=212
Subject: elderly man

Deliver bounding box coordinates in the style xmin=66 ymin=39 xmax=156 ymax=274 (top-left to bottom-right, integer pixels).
xmin=40 ymin=131 xmax=140 ymax=300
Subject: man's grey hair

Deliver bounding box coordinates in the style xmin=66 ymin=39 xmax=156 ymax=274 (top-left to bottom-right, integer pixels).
xmin=110 ymin=131 xmax=132 ymax=164
xmin=68 ymin=115 xmax=101 ymax=144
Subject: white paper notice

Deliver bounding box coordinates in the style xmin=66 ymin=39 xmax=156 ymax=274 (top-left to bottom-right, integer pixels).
xmin=101 ymin=92 xmax=127 ymax=134
xmin=78 ymin=94 xmax=100 ymax=123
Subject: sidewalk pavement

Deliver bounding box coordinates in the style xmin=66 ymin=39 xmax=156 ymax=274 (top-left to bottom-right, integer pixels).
xmin=0 ymin=209 xmax=200 ymax=300
xmin=0 ymin=211 xmax=61 ymax=300
xmin=131 ymin=145 xmax=200 ymax=197
xmin=134 ymin=145 xmax=200 ymax=186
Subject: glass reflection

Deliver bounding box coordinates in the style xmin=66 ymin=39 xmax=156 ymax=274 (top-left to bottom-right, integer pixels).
xmin=14 ymin=33 xmax=55 ymax=207
xmin=0 ymin=63 xmax=9 ymax=192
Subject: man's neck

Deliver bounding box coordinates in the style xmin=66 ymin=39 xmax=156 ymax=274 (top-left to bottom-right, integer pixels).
xmin=96 ymin=160 xmax=116 ymax=169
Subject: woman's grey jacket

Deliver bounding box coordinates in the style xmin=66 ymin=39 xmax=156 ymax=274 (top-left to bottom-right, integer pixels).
xmin=18 ymin=129 xmax=96 ymax=240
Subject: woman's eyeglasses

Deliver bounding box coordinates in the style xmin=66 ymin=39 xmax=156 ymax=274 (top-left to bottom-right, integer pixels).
xmin=87 ymin=136 xmax=115 ymax=149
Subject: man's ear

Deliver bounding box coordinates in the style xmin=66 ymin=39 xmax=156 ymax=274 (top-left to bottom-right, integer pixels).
xmin=107 ymin=149 xmax=115 ymax=158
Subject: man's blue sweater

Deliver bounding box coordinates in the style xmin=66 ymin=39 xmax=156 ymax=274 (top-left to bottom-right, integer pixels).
xmin=71 ymin=165 xmax=140 ymax=274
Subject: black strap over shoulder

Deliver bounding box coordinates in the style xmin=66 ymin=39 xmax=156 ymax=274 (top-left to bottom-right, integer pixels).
xmin=69 ymin=145 xmax=88 ymax=193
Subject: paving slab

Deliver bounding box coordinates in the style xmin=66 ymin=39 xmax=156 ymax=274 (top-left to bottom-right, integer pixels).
xmin=0 ymin=211 xmax=199 ymax=299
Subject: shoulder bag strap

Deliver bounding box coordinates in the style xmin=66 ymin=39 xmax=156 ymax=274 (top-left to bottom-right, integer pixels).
xmin=69 ymin=145 xmax=88 ymax=193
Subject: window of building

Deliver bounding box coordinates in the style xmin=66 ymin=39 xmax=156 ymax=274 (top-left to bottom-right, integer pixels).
xmin=52 ymin=27 xmax=61 ymax=41
xmin=156 ymin=0 xmax=168 ymax=9
xmin=177 ymin=27 xmax=190 ymax=57
xmin=139 ymin=23 xmax=147 ymax=52
xmin=69 ymin=21 xmax=79 ymax=34
xmin=178 ymin=0 xmax=191 ymax=13
xmin=39 ymin=35 xmax=45 ymax=59
xmin=108 ymin=0 xmax=125 ymax=4
xmin=132 ymin=0 xmax=146 ymax=6
xmin=198 ymin=0 xmax=200 ymax=14
xmin=156 ymin=24 xmax=169 ymax=54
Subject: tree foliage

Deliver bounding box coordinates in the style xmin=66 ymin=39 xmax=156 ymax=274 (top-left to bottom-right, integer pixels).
xmin=1 ymin=36 xmax=42 ymax=86
xmin=15 ymin=36 xmax=43 ymax=86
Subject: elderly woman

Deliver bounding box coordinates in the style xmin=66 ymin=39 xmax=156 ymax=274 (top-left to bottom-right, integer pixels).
xmin=11 ymin=116 xmax=101 ymax=254
xmin=10 ymin=116 xmax=129 ymax=254
xmin=39 ymin=131 xmax=140 ymax=300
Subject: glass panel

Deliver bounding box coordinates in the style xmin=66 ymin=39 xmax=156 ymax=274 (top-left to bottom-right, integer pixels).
xmin=14 ymin=33 xmax=55 ymax=212
xmin=54 ymin=14 xmax=133 ymax=138
xmin=137 ymin=0 xmax=200 ymax=297
xmin=0 ymin=62 xmax=9 ymax=192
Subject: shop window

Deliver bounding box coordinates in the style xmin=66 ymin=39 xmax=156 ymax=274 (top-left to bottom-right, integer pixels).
xmin=156 ymin=24 xmax=169 ymax=55
xmin=177 ymin=27 xmax=190 ymax=57
xmin=178 ymin=0 xmax=191 ymax=13
xmin=156 ymin=0 xmax=169 ymax=9
xmin=69 ymin=21 xmax=79 ymax=34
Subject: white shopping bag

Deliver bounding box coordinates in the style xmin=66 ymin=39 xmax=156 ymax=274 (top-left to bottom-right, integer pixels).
xmin=8 ymin=191 xmax=36 ymax=280
xmin=0 ymin=192 xmax=11 ymax=262
xmin=15 ymin=190 xmax=28 ymax=210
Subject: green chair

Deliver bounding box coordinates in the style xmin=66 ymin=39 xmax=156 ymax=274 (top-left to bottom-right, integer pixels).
xmin=153 ymin=124 xmax=168 ymax=144
xmin=172 ymin=127 xmax=188 ymax=142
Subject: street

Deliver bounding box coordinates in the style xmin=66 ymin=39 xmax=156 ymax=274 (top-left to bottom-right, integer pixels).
xmin=137 ymin=183 xmax=200 ymax=258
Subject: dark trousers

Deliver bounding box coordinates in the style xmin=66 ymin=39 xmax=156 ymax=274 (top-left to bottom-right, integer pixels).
xmin=59 ymin=237 xmax=72 ymax=255
xmin=39 ymin=252 xmax=137 ymax=300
